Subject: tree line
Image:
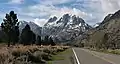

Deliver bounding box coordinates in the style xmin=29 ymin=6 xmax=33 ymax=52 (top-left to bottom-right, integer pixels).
xmin=1 ymin=11 xmax=55 ymax=47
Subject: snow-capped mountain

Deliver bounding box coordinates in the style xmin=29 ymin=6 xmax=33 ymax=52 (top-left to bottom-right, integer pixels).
xmin=19 ymin=21 xmax=42 ymax=36
xmin=93 ymin=23 xmax=100 ymax=27
xmin=19 ymin=14 xmax=92 ymax=42
xmin=42 ymin=14 xmax=92 ymax=42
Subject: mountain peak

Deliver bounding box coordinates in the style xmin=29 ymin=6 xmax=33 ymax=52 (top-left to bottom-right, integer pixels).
xmin=62 ymin=14 xmax=70 ymax=18
xmin=48 ymin=16 xmax=57 ymax=23
xmin=43 ymin=14 xmax=92 ymax=42
xmin=101 ymin=14 xmax=113 ymax=24
xmin=45 ymin=14 xmax=88 ymax=27
xmin=19 ymin=21 xmax=42 ymax=36
xmin=111 ymin=10 xmax=120 ymax=19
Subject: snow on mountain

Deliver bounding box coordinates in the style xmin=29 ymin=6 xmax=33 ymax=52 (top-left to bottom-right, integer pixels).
xmin=93 ymin=23 xmax=100 ymax=27
xmin=19 ymin=14 xmax=92 ymax=42
xmin=42 ymin=14 xmax=92 ymax=42
xmin=19 ymin=21 xmax=42 ymax=36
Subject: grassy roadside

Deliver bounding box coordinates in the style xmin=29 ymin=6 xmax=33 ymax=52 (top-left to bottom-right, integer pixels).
xmin=87 ymin=48 xmax=120 ymax=55
xmin=104 ymin=49 xmax=120 ymax=55
xmin=48 ymin=48 xmax=73 ymax=64
xmin=0 ymin=45 xmax=70 ymax=64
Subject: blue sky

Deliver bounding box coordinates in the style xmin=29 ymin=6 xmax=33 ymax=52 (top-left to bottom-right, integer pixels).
xmin=0 ymin=0 xmax=120 ymax=26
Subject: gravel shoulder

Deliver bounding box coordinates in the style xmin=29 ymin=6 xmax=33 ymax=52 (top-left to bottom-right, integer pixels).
xmin=73 ymin=48 xmax=110 ymax=64
xmin=81 ymin=48 xmax=120 ymax=64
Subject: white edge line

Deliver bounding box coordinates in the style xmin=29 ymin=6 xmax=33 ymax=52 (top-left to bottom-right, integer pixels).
xmin=81 ymin=49 xmax=115 ymax=64
xmin=72 ymin=48 xmax=80 ymax=64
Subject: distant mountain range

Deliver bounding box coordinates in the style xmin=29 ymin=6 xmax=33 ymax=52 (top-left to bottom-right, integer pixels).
xmin=19 ymin=21 xmax=42 ymax=36
xmin=18 ymin=10 xmax=120 ymax=46
xmin=19 ymin=14 xmax=92 ymax=42
xmin=42 ymin=14 xmax=92 ymax=42
xmin=79 ymin=10 xmax=120 ymax=48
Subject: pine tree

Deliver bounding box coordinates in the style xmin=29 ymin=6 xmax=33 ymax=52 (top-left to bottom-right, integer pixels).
xmin=36 ymin=35 xmax=41 ymax=45
xmin=11 ymin=26 xmax=19 ymax=45
xmin=49 ymin=37 xmax=55 ymax=46
xmin=20 ymin=24 xmax=36 ymax=45
xmin=1 ymin=11 xmax=19 ymax=47
xmin=43 ymin=35 xmax=49 ymax=45
xmin=31 ymin=32 xmax=36 ymax=44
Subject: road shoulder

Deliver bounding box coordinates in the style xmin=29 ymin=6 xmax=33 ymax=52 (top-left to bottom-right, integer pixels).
xmin=81 ymin=48 xmax=120 ymax=64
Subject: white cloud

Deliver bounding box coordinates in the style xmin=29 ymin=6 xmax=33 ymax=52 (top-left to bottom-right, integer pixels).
xmin=0 ymin=11 xmax=5 ymax=19
xmin=78 ymin=0 xmax=120 ymax=25
xmin=16 ymin=3 xmax=91 ymax=26
xmin=100 ymin=0 xmax=120 ymax=14
xmin=9 ymin=0 xmax=23 ymax=4
xmin=5 ymin=0 xmax=120 ymax=26
xmin=89 ymin=0 xmax=120 ymax=15
xmin=40 ymin=0 xmax=73 ymax=5
xmin=13 ymin=0 xmax=95 ymax=26
xmin=33 ymin=18 xmax=47 ymax=26
xmin=50 ymin=7 xmax=90 ymax=19
xmin=27 ymin=4 xmax=89 ymax=18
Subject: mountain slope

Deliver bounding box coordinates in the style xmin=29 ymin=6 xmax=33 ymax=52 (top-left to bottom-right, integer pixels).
xmin=84 ymin=10 xmax=120 ymax=49
xmin=42 ymin=14 xmax=92 ymax=42
xmin=19 ymin=21 xmax=42 ymax=36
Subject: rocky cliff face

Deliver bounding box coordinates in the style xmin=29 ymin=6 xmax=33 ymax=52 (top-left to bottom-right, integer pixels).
xmin=42 ymin=14 xmax=92 ymax=42
xmin=19 ymin=21 xmax=42 ymax=36
xmin=82 ymin=10 xmax=120 ymax=49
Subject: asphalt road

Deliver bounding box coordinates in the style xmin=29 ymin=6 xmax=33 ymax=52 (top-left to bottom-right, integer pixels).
xmin=73 ymin=48 xmax=111 ymax=64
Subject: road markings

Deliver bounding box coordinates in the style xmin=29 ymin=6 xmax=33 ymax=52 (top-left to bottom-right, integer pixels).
xmin=81 ymin=49 xmax=115 ymax=64
xmin=90 ymin=52 xmax=115 ymax=64
xmin=72 ymin=48 xmax=80 ymax=64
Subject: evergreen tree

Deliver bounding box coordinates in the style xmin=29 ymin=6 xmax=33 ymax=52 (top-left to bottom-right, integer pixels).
xmin=49 ymin=37 xmax=55 ymax=46
xmin=42 ymin=36 xmax=55 ymax=45
xmin=31 ymin=32 xmax=36 ymax=44
xmin=20 ymin=24 xmax=35 ymax=45
xmin=1 ymin=11 xmax=19 ymax=47
xmin=11 ymin=26 xmax=19 ymax=45
xmin=36 ymin=35 xmax=41 ymax=45
xmin=43 ymin=35 xmax=49 ymax=45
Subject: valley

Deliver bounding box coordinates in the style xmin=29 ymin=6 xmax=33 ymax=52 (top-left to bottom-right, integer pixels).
xmin=0 ymin=0 xmax=120 ymax=64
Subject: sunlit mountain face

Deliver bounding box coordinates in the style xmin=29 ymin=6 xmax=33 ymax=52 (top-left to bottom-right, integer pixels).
xmin=19 ymin=14 xmax=92 ymax=42
xmin=19 ymin=21 xmax=42 ymax=36
xmin=42 ymin=14 xmax=92 ymax=42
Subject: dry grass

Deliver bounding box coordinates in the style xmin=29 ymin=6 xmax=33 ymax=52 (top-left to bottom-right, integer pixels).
xmin=89 ymin=48 xmax=120 ymax=55
xmin=107 ymin=49 xmax=120 ymax=55
xmin=0 ymin=44 xmax=70 ymax=64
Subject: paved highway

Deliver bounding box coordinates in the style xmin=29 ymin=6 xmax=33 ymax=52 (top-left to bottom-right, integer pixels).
xmin=73 ymin=48 xmax=112 ymax=64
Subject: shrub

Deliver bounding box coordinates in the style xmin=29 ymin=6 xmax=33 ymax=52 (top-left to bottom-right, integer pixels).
xmin=108 ymin=49 xmax=120 ymax=55
xmin=43 ymin=48 xmax=51 ymax=54
xmin=41 ymin=53 xmax=52 ymax=61
xmin=12 ymin=47 xmax=29 ymax=57
xmin=28 ymin=51 xmax=45 ymax=63
xmin=0 ymin=45 xmax=69 ymax=64
xmin=0 ymin=53 xmax=9 ymax=64
xmin=56 ymin=48 xmax=64 ymax=52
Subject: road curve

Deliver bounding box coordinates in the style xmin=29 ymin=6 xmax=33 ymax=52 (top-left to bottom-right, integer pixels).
xmin=73 ymin=48 xmax=112 ymax=64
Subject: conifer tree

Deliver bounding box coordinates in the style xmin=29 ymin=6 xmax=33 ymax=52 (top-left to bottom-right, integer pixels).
xmin=1 ymin=11 xmax=19 ymax=47
xmin=20 ymin=24 xmax=36 ymax=45
xmin=49 ymin=37 xmax=55 ymax=46
xmin=36 ymin=35 xmax=41 ymax=45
